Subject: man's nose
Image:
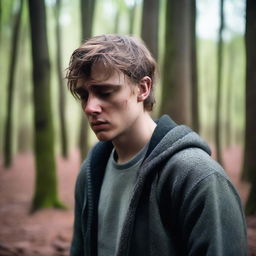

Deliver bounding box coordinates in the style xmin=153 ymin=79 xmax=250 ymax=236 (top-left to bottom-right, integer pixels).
xmin=84 ymin=95 xmax=102 ymax=115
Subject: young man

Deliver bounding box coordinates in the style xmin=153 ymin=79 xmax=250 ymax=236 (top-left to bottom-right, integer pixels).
xmin=66 ymin=34 xmax=247 ymax=256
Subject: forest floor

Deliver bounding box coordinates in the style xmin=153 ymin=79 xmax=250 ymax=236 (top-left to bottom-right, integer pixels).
xmin=0 ymin=146 xmax=255 ymax=256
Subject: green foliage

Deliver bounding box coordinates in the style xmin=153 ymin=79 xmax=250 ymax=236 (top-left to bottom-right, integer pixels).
xmin=1 ymin=0 xmax=14 ymax=30
xmin=198 ymin=36 xmax=245 ymax=145
xmin=93 ymin=0 xmax=142 ymax=36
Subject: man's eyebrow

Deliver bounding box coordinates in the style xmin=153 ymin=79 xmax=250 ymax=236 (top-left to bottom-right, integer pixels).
xmin=74 ymin=83 xmax=121 ymax=94
xmin=74 ymin=87 xmax=87 ymax=93
xmin=91 ymin=83 xmax=120 ymax=88
xmin=90 ymin=83 xmax=121 ymax=89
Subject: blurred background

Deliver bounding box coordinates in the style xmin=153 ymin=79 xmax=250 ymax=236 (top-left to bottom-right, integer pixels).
xmin=0 ymin=0 xmax=255 ymax=255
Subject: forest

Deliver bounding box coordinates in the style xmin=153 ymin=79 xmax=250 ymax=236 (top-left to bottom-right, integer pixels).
xmin=0 ymin=0 xmax=255 ymax=255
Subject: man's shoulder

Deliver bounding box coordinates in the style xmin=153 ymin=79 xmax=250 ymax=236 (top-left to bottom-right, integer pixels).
xmin=171 ymin=147 xmax=224 ymax=175
xmin=162 ymin=147 xmax=229 ymax=192
xmin=159 ymin=147 xmax=241 ymax=210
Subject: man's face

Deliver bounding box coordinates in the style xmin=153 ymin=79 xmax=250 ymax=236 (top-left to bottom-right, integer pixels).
xmin=76 ymin=63 xmax=144 ymax=142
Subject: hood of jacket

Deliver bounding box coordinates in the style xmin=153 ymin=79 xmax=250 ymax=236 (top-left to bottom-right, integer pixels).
xmin=141 ymin=115 xmax=211 ymax=173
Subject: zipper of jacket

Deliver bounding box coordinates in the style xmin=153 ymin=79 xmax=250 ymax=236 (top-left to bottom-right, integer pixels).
xmin=85 ymin=164 xmax=94 ymax=256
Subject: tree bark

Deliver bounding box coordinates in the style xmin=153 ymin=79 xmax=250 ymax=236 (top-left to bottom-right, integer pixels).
xmin=3 ymin=0 xmax=23 ymax=168
xmin=225 ymin=41 xmax=235 ymax=147
xmin=141 ymin=0 xmax=159 ymax=60
xmin=28 ymin=0 xmax=64 ymax=211
xmin=128 ymin=1 xmax=136 ymax=35
xmin=79 ymin=0 xmax=96 ymax=161
xmin=190 ymin=0 xmax=199 ymax=133
xmin=215 ymin=0 xmax=224 ymax=165
xmin=114 ymin=9 xmax=120 ymax=34
xmin=81 ymin=0 xmax=95 ymax=41
xmin=55 ymin=0 xmax=68 ymax=158
xmin=160 ymin=0 xmax=192 ymax=126
xmin=17 ymin=24 xmax=33 ymax=153
xmin=0 ymin=0 xmax=2 ymax=43
xmin=242 ymin=0 xmax=256 ymax=215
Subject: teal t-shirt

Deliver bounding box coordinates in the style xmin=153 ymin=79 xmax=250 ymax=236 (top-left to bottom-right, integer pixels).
xmin=97 ymin=144 xmax=148 ymax=256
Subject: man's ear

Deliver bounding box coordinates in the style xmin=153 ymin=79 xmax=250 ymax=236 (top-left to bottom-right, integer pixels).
xmin=137 ymin=76 xmax=152 ymax=102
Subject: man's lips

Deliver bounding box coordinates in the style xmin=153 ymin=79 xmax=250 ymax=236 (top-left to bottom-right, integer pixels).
xmin=90 ymin=120 xmax=109 ymax=131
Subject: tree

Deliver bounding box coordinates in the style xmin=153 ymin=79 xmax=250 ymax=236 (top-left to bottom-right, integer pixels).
xmin=79 ymin=0 xmax=96 ymax=161
xmin=81 ymin=0 xmax=95 ymax=41
xmin=141 ymin=0 xmax=159 ymax=60
xmin=128 ymin=0 xmax=136 ymax=35
xmin=160 ymin=0 xmax=192 ymax=126
xmin=55 ymin=0 xmax=68 ymax=158
xmin=190 ymin=0 xmax=199 ymax=133
xmin=242 ymin=0 xmax=256 ymax=215
xmin=225 ymin=40 xmax=236 ymax=147
xmin=28 ymin=0 xmax=64 ymax=211
xmin=114 ymin=9 xmax=120 ymax=33
xmin=0 ymin=0 xmax=2 ymax=43
xmin=17 ymin=17 xmax=33 ymax=154
xmin=3 ymin=0 xmax=23 ymax=168
xmin=215 ymin=0 xmax=224 ymax=165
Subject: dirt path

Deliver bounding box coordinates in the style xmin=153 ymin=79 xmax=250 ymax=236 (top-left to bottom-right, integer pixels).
xmin=0 ymin=151 xmax=79 ymax=256
xmin=0 ymin=147 xmax=255 ymax=255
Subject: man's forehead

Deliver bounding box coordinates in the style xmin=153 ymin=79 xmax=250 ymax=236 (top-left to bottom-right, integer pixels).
xmin=91 ymin=62 xmax=123 ymax=81
xmin=77 ymin=64 xmax=129 ymax=89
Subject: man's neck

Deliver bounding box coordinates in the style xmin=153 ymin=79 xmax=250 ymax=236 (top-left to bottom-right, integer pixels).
xmin=112 ymin=113 xmax=156 ymax=163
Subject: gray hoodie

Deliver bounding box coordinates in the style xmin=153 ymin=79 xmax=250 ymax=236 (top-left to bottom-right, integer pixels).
xmin=71 ymin=115 xmax=247 ymax=256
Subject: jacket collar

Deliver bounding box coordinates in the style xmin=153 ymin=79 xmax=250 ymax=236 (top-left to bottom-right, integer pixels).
xmin=144 ymin=115 xmax=177 ymax=160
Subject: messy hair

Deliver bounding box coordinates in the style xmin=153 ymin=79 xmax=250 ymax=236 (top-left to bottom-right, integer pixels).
xmin=66 ymin=34 xmax=157 ymax=111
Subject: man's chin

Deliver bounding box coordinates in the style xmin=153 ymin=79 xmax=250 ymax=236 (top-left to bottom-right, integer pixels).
xmin=95 ymin=131 xmax=113 ymax=141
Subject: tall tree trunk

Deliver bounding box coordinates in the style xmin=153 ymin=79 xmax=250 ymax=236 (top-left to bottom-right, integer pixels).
xmin=204 ymin=64 xmax=214 ymax=143
xmin=0 ymin=0 xmax=2 ymax=43
xmin=79 ymin=0 xmax=96 ymax=161
xmin=114 ymin=9 xmax=120 ymax=34
xmin=3 ymin=0 xmax=23 ymax=168
xmin=225 ymin=41 xmax=235 ymax=147
xmin=17 ymin=24 xmax=32 ymax=153
xmin=141 ymin=0 xmax=159 ymax=60
xmin=81 ymin=0 xmax=95 ymax=41
xmin=242 ymin=0 xmax=256 ymax=215
xmin=160 ymin=0 xmax=192 ymax=126
xmin=128 ymin=1 xmax=136 ymax=35
xmin=28 ymin=0 xmax=64 ymax=211
xmin=55 ymin=0 xmax=68 ymax=158
xmin=215 ymin=0 xmax=224 ymax=165
xmin=190 ymin=0 xmax=199 ymax=133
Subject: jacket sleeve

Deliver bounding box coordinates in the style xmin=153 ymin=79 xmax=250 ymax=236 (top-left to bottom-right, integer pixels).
xmin=70 ymin=167 xmax=87 ymax=256
xmin=179 ymin=172 xmax=247 ymax=256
